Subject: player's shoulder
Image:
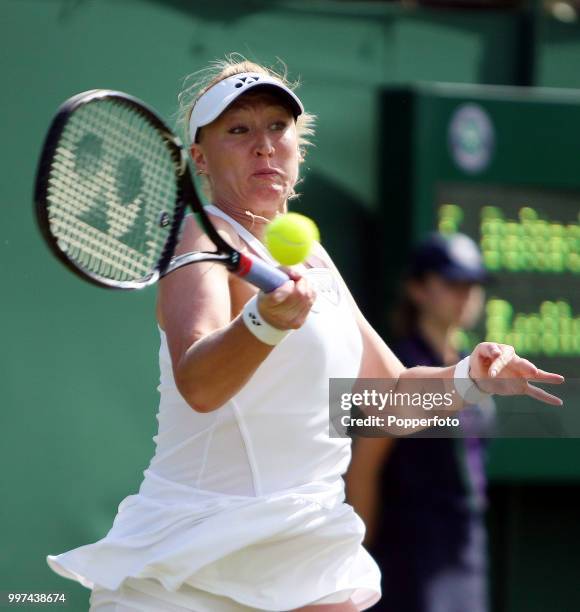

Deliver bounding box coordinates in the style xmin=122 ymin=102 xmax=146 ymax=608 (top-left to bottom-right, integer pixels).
xmin=182 ymin=211 xmax=243 ymax=251
xmin=311 ymin=241 xmax=334 ymax=268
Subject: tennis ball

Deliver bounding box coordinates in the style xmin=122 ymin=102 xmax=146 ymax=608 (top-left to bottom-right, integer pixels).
xmin=265 ymin=212 xmax=320 ymax=265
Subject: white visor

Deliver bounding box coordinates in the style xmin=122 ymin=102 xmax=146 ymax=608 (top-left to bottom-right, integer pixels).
xmin=188 ymin=72 xmax=304 ymax=143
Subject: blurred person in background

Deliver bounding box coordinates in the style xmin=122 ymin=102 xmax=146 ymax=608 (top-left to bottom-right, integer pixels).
xmin=347 ymin=233 xmax=495 ymax=612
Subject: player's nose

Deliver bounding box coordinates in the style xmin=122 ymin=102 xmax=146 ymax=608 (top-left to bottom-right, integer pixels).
xmin=254 ymin=132 xmax=275 ymax=157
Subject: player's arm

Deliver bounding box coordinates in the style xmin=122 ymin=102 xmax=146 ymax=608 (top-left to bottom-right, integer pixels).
xmin=313 ymin=244 xmax=563 ymax=413
xmin=157 ymin=215 xmax=314 ymax=413
xmin=345 ymin=436 xmax=396 ymax=547
xmin=352 ymin=302 xmax=562 ymax=408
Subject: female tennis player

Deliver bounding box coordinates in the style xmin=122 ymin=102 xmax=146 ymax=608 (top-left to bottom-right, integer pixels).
xmin=46 ymin=57 xmax=564 ymax=611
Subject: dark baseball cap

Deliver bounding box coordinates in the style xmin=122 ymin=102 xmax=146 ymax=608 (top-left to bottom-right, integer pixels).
xmin=409 ymin=232 xmax=489 ymax=283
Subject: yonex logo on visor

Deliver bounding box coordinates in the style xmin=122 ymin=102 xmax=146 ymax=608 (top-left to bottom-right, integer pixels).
xmin=234 ymin=75 xmax=259 ymax=88
xmin=188 ymin=72 xmax=304 ymax=144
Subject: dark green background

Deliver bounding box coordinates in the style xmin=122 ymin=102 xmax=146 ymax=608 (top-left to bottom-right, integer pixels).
xmin=2 ymin=1 xmax=579 ymax=611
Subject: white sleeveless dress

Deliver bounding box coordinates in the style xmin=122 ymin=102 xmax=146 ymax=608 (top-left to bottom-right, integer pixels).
xmin=47 ymin=205 xmax=381 ymax=611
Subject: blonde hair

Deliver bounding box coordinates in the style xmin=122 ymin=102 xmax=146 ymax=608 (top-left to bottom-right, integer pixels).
xmin=177 ymin=54 xmax=316 ymax=200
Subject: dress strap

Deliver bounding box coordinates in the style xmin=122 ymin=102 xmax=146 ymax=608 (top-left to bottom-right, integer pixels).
xmin=203 ymin=204 xmax=278 ymax=266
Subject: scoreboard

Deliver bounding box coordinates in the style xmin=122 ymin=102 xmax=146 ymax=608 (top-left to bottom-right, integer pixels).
xmin=438 ymin=183 xmax=580 ymax=378
xmin=379 ymin=84 xmax=580 ymax=479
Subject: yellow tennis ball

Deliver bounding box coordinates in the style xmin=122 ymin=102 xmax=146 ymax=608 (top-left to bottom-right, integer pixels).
xmin=265 ymin=213 xmax=320 ymax=265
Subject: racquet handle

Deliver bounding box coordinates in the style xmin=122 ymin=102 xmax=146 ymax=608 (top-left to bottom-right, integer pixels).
xmin=236 ymin=253 xmax=289 ymax=292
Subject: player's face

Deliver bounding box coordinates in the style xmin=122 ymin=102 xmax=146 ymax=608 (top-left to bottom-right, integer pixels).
xmin=411 ymin=274 xmax=484 ymax=329
xmin=190 ymin=93 xmax=300 ymax=213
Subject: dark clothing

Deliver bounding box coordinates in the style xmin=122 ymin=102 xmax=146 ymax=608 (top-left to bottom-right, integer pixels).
xmin=368 ymin=334 xmax=490 ymax=612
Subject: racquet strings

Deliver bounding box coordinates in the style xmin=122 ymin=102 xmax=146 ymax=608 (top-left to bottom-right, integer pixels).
xmin=45 ymin=98 xmax=179 ymax=283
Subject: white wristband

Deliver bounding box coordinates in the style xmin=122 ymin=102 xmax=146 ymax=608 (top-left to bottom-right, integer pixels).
xmin=242 ymin=295 xmax=291 ymax=346
xmin=453 ymin=356 xmax=491 ymax=404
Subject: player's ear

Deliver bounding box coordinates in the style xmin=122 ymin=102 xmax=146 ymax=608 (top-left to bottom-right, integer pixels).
xmin=190 ymin=144 xmax=208 ymax=175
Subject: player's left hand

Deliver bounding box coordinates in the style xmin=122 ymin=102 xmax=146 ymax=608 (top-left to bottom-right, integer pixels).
xmin=468 ymin=342 xmax=565 ymax=405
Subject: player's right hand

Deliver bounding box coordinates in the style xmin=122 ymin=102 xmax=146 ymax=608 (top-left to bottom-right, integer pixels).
xmin=257 ymin=268 xmax=316 ymax=330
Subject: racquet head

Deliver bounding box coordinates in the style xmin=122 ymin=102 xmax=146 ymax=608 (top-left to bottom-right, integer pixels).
xmin=35 ymin=89 xmax=288 ymax=293
xmin=34 ymin=90 xmax=230 ymax=289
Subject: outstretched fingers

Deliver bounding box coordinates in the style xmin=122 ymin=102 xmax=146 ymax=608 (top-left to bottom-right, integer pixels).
xmin=526 ymin=382 xmax=564 ymax=406
xmin=469 ymin=342 xmax=565 ymax=405
xmin=506 ymin=356 xmax=539 ymax=379
xmin=530 ymin=369 xmax=565 ymax=384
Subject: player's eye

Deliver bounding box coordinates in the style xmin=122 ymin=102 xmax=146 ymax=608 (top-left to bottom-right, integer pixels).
xmin=228 ymin=125 xmax=248 ymax=135
xmin=270 ymin=120 xmax=289 ymax=131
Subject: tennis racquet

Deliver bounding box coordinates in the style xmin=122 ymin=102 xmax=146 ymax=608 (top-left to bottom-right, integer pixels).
xmin=34 ymin=89 xmax=289 ymax=292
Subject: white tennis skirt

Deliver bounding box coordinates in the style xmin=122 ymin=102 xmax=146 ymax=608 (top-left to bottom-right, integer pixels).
xmin=48 ymin=472 xmax=381 ymax=611
xmin=89 ymin=577 xmax=356 ymax=611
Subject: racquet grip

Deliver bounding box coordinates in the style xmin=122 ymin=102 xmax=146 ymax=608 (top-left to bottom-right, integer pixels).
xmin=237 ymin=253 xmax=289 ymax=292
